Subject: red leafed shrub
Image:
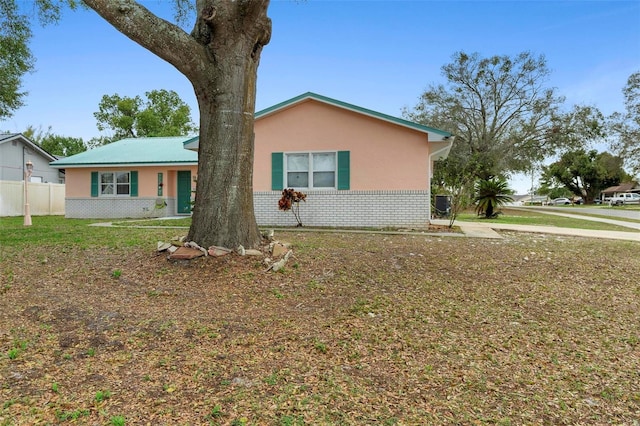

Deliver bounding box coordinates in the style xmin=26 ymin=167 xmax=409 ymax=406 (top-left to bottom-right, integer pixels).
xmin=278 ymin=188 xmax=307 ymax=226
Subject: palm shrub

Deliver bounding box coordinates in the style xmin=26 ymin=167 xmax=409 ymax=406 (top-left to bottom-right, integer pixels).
xmin=474 ymin=177 xmax=514 ymax=218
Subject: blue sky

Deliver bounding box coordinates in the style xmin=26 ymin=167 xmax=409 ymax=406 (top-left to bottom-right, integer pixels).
xmin=3 ymin=0 xmax=640 ymax=193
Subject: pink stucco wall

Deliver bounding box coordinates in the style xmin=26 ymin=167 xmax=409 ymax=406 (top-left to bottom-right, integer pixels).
xmin=63 ymin=99 xmax=444 ymax=197
xmin=253 ymin=99 xmax=432 ymax=191
xmin=64 ymin=166 xmax=197 ymax=198
xmin=64 ymin=169 xmax=91 ymax=197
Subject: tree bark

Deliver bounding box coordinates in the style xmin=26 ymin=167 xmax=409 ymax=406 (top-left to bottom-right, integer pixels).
xmin=83 ymin=0 xmax=271 ymax=249
xmin=188 ymin=30 xmax=265 ymax=249
xmin=485 ymin=202 xmax=494 ymax=219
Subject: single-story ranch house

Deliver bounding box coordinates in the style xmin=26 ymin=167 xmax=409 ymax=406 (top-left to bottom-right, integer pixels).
xmin=51 ymin=92 xmax=453 ymax=227
xmin=50 ymin=136 xmax=199 ymax=219
xmin=599 ymin=182 xmax=640 ymax=201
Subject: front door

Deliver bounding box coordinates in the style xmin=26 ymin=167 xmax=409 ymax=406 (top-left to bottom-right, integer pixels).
xmin=176 ymin=171 xmax=192 ymax=214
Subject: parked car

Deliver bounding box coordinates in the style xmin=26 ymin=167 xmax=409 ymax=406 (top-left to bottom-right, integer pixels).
xmin=609 ymin=192 xmax=640 ymax=206
xmin=549 ymin=197 xmax=571 ymax=205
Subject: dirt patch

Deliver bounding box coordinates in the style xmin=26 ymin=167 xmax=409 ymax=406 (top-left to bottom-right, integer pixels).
xmin=1 ymin=231 xmax=639 ymax=424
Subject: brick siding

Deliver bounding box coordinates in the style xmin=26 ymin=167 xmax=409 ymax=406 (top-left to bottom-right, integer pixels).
xmin=254 ymin=190 xmax=430 ymax=228
xmin=65 ymin=190 xmax=431 ymax=228
xmin=65 ymin=197 xmax=176 ymax=219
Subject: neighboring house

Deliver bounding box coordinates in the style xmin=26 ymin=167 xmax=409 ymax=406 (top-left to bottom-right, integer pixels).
xmin=50 ymin=137 xmax=198 ymax=219
xmin=600 ymin=182 xmax=640 ymax=201
xmin=53 ymin=93 xmax=453 ymax=226
xmin=0 ymin=133 xmax=61 ymax=183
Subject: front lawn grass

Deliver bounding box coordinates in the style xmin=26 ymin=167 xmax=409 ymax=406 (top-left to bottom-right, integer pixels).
xmin=0 ymin=215 xmax=639 ymax=424
xmin=0 ymin=216 xmax=181 ymax=250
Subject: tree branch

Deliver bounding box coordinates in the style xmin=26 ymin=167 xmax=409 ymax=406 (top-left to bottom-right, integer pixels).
xmin=82 ymin=0 xmax=205 ymax=79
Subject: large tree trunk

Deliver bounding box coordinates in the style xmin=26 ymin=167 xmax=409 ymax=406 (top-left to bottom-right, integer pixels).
xmin=187 ymin=39 xmax=263 ymax=249
xmin=186 ymin=2 xmax=271 ymax=249
xmin=83 ymin=0 xmax=271 ymax=249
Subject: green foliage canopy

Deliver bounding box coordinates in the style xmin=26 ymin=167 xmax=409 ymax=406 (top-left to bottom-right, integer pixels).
xmin=0 ymin=0 xmax=34 ymax=118
xmin=94 ymin=89 xmax=197 ymax=143
xmin=404 ymin=51 xmax=567 ymax=180
xmin=39 ymin=134 xmax=85 ymax=157
xmin=23 ymin=125 xmax=87 ymax=156
xmin=608 ymin=71 xmax=640 ymax=176
xmin=542 ymin=149 xmax=629 ymax=203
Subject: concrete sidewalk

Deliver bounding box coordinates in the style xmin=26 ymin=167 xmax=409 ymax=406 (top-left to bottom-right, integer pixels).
xmin=432 ymin=214 xmax=640 ymax=242
xmin=91 ymin=212 xmax=640 ymax=242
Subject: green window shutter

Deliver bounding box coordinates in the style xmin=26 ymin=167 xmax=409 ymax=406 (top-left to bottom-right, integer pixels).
xmin=337 ymin=151 xmax=350 ymax=190
xmin=91 ymin=172 xmax=99 ymax=197
xmin=130 ymin=171 xmax=138 ymax=197
xmin=271 ymin=152 xmax=284 ymax=190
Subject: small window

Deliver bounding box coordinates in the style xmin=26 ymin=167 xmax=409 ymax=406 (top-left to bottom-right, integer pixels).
xmin=100 ymin=172 xmax=130 ymax=196
xmin=312 ymin=153 xmax=336 ymax=188
xmin=285 ymin=152 xmax=336 ymax=189
xmin=287 ymin=154 xmax=309 ymax=187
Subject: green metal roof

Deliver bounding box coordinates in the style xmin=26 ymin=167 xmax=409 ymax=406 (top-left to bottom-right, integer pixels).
xmin=255 ymin=92 xmax=453 ymax=138
xmin=50 ymin=136 xmax=199 ymax=168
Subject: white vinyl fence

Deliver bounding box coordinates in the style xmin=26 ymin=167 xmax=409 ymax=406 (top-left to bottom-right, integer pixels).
xmin=0 ymin=180 xmax=65 ymax=216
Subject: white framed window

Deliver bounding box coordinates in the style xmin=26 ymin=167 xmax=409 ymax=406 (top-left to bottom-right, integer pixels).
xmin=100 ymin=171 xmax=130 ymax=196
xmin=285 ymin=152 xmax=336 ymax=189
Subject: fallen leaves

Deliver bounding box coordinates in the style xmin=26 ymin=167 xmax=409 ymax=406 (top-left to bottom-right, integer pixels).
xmin=0 ymin=230 xmax=639 ymax=424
